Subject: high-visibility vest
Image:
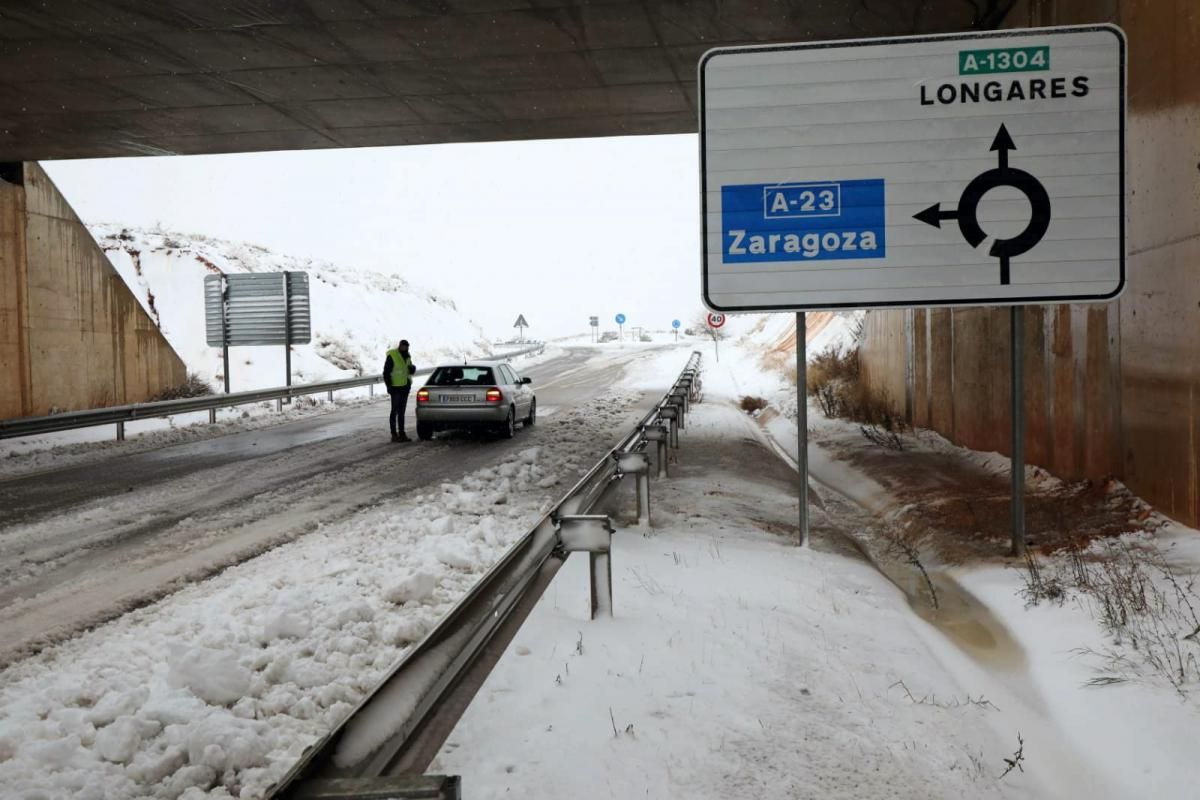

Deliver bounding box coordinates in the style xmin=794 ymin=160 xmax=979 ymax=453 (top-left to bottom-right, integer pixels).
xmin=387 ymin=349 xmax=412 ymax=387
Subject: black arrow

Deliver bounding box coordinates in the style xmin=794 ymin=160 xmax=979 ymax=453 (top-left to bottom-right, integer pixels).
xmin=990 ymin=123 xmax=1016 ymax=170
xmin=913 ymin=203 xmax=958 ymax=229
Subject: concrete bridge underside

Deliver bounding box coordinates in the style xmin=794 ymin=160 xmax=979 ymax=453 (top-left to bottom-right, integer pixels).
xmin=0 ymin=0 xmax=1005 ymax=161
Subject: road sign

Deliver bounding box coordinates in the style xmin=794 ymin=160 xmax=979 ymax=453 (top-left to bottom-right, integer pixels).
xmin=706 ymin=312 xmax=726 ymax=329
xmin=589 ymin=316 xmax=599 ymax=326
xmin=615 ymin=313 xmax=626 ymax=325
xmin=700 ymin=25 xmax=1126 ymax=311
xmin=513 ymin=314 xmax=529 ymax=328
xmin=205 ymin=272 xmax=311 ymax=347
xmin=672 ymin=320 xmax=681 ymax=329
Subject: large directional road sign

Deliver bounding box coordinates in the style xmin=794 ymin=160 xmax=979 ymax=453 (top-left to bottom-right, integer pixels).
xmin=700 ymin=25 xmax=1126 ymax=311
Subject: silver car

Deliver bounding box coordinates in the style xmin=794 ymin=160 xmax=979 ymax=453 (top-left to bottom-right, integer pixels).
xmin=414 ymin=360 xmax=536 ymax=440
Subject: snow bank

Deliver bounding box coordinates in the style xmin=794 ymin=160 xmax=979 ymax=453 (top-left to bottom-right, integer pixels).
xmin=0 ymin=378 xmax=657 ymax=799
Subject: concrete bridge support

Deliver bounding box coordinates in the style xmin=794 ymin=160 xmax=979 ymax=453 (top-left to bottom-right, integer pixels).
xmin=0 ymin=163 xmax=186 ymax=420
xmin=859 ymin=0 xmax=1200 ymax=525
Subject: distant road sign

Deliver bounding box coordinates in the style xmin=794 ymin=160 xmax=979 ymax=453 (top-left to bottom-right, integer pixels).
xmin=589 ymin=316 xmax=599 ymax=326
xmin=615 ymin=313 xmax=626 ymax=325
xmin=706 ymin=312 xmax=726 ymax=329
xmin=672 ymin=319 xmax=681 ymax=329
xmin=513 ymin=314 xmax=529 ymax=328
xmin=700 ymin=25 xmax=1126 ymax=311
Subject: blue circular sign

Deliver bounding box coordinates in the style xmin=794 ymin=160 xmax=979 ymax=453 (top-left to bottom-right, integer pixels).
xmin=672 ymin=319 xmax=681 ymax=329
xmin=615 ymin=313 xmax=626 ymax=325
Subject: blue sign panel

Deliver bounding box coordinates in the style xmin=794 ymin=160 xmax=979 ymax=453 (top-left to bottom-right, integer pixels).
xmin=672 ymin=319 xmax=681 ymax=329
xmin=615 ymin=313 xmax=626 ymax=324
xmin=720 ymin=179 xmax=886 ymax=264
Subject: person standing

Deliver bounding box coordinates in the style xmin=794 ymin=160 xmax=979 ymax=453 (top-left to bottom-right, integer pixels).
xmin=383 ymin=339 xmax=416 ymax=442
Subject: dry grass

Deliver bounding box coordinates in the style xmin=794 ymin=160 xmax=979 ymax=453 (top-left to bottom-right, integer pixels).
xmin=1021 ymin=542 xmax=1200 ymax=692
xmin=150 ymin=372 xmax=214 ymax=401
xmin=739 ymin=395 xmax=768 ymax=413
xmin=806 ymin=345 xmax=906 ymax=447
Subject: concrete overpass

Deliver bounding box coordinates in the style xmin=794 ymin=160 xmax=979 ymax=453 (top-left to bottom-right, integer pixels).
xmin=6 ymin=0 xmax=1200 ymax=536
xmin=0 ymin=0 xmax=1004 ymax=161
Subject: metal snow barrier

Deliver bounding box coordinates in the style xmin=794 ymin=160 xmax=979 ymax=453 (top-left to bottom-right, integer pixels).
xmin=268 ymin=351 xmax=702 ymax=800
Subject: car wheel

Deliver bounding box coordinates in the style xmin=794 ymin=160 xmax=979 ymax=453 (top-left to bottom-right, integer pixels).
xmin=524 ymin=398 xmax=537 ymax=427
xmin=500 ymin=408 xmax=516 ymax=439
xmin=416 ymin=422 xmax=434 ymax=441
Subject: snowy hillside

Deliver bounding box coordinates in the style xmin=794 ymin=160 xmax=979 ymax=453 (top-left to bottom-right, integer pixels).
xmin=91 ymin=225 xmax=491 ymax=392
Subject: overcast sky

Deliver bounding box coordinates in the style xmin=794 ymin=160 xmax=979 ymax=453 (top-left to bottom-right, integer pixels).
xmin=45 ymin=134 xmax=702 ymax=340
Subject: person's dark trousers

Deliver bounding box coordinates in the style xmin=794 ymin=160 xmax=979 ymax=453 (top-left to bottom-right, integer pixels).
xmin=389 ymin=386 xmax=411 ymax=439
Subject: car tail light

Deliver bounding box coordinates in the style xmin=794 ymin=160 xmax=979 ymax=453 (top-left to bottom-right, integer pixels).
xmin=485 ymin=388 xmax=503 ymax=403
xmin=416 ymin=389 xmax=429 ymax=404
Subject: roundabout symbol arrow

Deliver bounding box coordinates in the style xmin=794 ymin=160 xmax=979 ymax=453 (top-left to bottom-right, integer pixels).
xmin=914 ymin=124 xmax=1052 ymax=286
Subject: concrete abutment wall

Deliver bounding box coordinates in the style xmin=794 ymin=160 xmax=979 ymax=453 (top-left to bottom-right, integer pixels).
xmin=0 ymin=162 xmax=186 ymax=420
xmin=859 ymin=0 xmax=1200 ymax=524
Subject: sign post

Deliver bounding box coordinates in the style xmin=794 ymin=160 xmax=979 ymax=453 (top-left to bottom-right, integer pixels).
xmin=615 ymin=313 xmax=626 ymax=344
xmin=672 ymin=319 xmax=681 ymax=342
xmin=589 ymin=315 xmax=599 ymax=343
xmin=706 ymin=312 xmax=725 ymax=363
xmin=700 ymin=25 xmax=1126 ymax=555
xmin=796 ymin=311 xmax=808 ymax=546
xmin=513 ymin=314 xmax=529 ymax=343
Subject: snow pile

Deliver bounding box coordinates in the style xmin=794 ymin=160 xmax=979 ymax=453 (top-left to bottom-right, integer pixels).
xmin=0 ymin=382 xmax=653 ymax=799
xmin=89 ymin=224 xmax=491 ymax=391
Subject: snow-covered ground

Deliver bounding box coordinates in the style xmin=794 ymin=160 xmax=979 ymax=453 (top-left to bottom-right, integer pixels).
xmin=0 ymin=348 xmax=694 ymax=800
xmin=711 ymin=312 xmax=1200 ymax=798
xmin=433 ymin=377 xmax=1030 ymax=799
xmin=90 ymin=225 xmax=491 ymax=392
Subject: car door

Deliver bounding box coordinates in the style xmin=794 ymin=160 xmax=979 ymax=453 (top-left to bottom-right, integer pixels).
xmin=503 ymin=365 xmax=529 ymax=417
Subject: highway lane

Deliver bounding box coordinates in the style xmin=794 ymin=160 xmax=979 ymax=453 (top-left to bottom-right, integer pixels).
xmin=0 ymin=344 xmax=680 ymax=664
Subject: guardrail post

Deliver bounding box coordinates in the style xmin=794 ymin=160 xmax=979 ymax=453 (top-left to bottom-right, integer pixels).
xmin=115 ymin=421 xmax=125 ymax=441
xmin=369 ymin=383 xmax=375 ymax=398
xmin=558 ymin=515 xmax=616 ymax=618
xmin=328 ymin=390 xmax=334 ymax=403
xmin=644 ymin=425 xmax=670 ymax=478
xmin=208 ymin=408 xmax=216 ymax=424
xmin=660 ymin=407 xmax=679 ymax=449
xmin=276 ymin=398 xmax=283 ymax=413
xmin=617 ymin=452 xmax=652 ymax=528
xmin=671 ymin=388 xmax=689 ymax=418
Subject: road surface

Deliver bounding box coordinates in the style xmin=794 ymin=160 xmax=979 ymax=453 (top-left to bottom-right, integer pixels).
xmin=0 ymin=345 xmax=676 ymax=664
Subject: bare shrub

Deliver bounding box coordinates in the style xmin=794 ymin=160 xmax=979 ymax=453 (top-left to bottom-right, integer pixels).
xmin=151 ymin=372 xmax=214 ymax=401
xmin=1019 ymin=550 xmax=1066 ymax=607
xmin=739 ymin=395 xmax=768 ymax=414
xmin=1024 ymin=541 xmax=1200 ymax=691
xmin=806 ymin=344 xmax=906 ymax=442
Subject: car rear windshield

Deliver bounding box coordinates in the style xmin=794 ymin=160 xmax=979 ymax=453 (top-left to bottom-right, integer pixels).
xmin=428 ymin=366 xmax=496 ymax=386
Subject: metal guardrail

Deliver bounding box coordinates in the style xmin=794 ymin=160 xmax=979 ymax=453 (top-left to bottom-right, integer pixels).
xmin=0 ymin=344 xmax=546 ymax=441
xmin=270 ymin=351 xmax=702 ymax=800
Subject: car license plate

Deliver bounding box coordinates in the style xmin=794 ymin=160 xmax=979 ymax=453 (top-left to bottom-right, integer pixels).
xmin=439 ymin=394 xmax=475 ymax=403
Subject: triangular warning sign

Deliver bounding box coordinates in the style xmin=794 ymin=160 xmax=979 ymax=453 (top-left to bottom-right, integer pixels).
xmin=513 ymin=314 xmax=529 ymax=328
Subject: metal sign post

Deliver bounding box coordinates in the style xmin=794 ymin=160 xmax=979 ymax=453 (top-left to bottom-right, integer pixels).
xmin=672 ymin=319 xmax=681 ymax=342
xmin=282 ymin=272 xmax=292 ymax=400
xmin=699 ymin=25 xmax=1126 ymax=555
xmin=615 ymin=313 xmax=626 ymax=344
xmin=1011 ymin=307 xmax=1026 ymax=557
xmin=513 ymin=314 xmax=529 ymax=343
xmin=797 ymin=311 xmax=809 ymax=547
xmin=706 ymin=312 xmax=724 ymax=362
xmin=589 ymin=316 xmax=599 ymax=343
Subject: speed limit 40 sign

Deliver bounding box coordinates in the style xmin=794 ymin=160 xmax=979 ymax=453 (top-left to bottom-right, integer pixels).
xmin=707 ymin=312 xmax=726 ymax=329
